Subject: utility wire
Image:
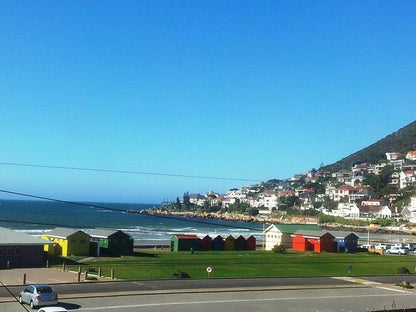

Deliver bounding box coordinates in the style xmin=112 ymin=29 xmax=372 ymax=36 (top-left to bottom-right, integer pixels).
xmin=0 ymin=189 xmax=263 ymax=231
xmin=0 ymin=161 xmax=263 ymax=182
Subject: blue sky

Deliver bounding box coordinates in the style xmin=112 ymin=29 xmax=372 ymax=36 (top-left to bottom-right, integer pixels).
xmin=0 ymin=1 xmax=415 ymax=203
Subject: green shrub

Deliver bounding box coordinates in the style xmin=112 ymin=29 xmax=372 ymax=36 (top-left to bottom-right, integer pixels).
xmin=397 ymin=266 xmax=410 ymax=274
xmin=272 ymin=245 xmax=286 ymax=253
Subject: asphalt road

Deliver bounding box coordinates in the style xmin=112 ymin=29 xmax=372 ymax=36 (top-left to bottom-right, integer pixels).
xmin=2 ymin=276 xmax=416 ymax=311
xmin=2 ymin=282 xmax=416 ymax=312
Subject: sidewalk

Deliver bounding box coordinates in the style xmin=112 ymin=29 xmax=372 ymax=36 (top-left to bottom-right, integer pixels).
xmin=0 ymin=267 xmax=111 ymax=286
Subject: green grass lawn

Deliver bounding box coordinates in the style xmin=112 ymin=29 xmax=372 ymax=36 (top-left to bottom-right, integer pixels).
xmin=56 ymin=250 xmax=416 ymax=280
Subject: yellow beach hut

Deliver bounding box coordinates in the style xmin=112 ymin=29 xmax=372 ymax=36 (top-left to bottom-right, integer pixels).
xmin=42 ymin=227 xmax=91 ymax=256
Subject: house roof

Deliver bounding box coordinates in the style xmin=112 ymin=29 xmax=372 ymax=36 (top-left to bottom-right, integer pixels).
xmin=278 ymin=224 xmax=321 ymax=234
xmin=0 ymin=227 xmax=53 ymax=245
xmin=44 ymin=227 xmax=87 ymax=239
xmin=85 ymin=228 xmax=131 ymax=239
xmin=292 ymin=230 xmax=334 ymax=238
xmin=171 ymin=234 xmax=200 ymax=240
xmin=336 ymin=185 xmax=357 ymax=191
xmin=327 ymin=231 xmax=359 ymax=239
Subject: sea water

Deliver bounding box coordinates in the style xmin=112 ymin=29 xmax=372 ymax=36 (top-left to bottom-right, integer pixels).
xmin=0 ymin=200 xmax=264 ymax=245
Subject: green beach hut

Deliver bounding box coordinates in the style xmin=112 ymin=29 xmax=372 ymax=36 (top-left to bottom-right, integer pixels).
xmin=86 ymin=229 xmax=134 ymax=256
xmin=170 ymin=234 xmax=201 ymax=252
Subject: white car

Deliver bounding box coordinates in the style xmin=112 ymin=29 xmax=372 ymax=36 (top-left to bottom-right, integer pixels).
xmin=386 ymin=246 xmax=409 ymax=255
xmin=374 ymin=243 xmax=387 ymax=250
xmin=37 ymin=308 xmax=67 ymax=312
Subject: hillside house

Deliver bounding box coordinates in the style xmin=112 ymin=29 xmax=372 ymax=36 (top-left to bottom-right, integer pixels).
xmin=400 ymin=170 xmax=416 ymax=189
xmin=334 ymin=203 xmax=360 ymax=218
xmin=406 ymin=151 xmax=416 ymax=161
xmin=359 ymin=205 xmax=392 ymax=218
xmin=386 ymin=152 xmax=403 ymax=161
xmin=332 ymin=185 xmax=358 ymax=202
xmin=189 ymin=193 xmax=206 ymax=206
xmin=42 ymin=228 xmax=91 ymax=256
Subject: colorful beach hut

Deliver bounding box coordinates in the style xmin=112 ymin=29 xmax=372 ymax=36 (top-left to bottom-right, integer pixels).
xmin=234 ymin=235 xmax=246 ymax=251
xmin=201 ymin=235 xmax=212 ymax=251
xmin=86 ymin=229 xmax=134 ymax=256
xmin=224 ymin=235 xmax=235 ymax=251
xmin=245 ymin=235 xmax=256 ymax=250
xmin=170 ymin=234 xmax=201 ymax=252
xmin=329 ymin=231 xmax=359 ymax=253
xmin=42 ymin=227 xmax=91 ymax=256
xmin=292 ymin=230 xmax=336 ymax=253
xmin=211 ymin=235 xmax=225 ymax=251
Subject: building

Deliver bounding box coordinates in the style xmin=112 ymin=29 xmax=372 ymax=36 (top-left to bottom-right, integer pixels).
xmin=86 ymin=229 xmax=134 ymax=256
xmin=332 ymin=185 xmax=358 ymax=202
xmin=170 ymin=234 xmax=201 ymax=252
xmin=42 ymin=228 xmax=91 ymax=256
xmin=329 ymin=231 xmax=359 ymax=252
xmin=0 ymin=227 xmax=53 ymax=268
xmin=292 ymin=230 xmax=336 ymax=253
xmin=406 ymin=151 xmax=416 ymax=161
xmin=264 ymin=224 xmax=322 ymax=251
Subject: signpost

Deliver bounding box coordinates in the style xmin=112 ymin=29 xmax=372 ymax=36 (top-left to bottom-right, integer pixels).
xmin=206 ymin=266 xmax=213 ymax=277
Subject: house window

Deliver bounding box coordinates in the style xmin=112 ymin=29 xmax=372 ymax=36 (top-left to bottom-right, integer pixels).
xmin=80 ymin=239 xmax=86 ymax=243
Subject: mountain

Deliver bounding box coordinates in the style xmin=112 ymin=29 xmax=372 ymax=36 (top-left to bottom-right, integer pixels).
xmin=322 ymin=120 xmax=416 ymax=172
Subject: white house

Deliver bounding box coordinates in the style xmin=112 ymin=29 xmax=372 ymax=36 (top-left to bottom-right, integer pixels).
xmin=335 ymin=203 xmax=360 ymax=218
xmin=406 ymin=151 xmax=416 ymax=161
xmin=386 ymin=152 xmax=403 ymax=161
xmin=332 ymin=185 xmax=358 ymax=202
xmin=399 ymin=170 xmax=416 ymax=189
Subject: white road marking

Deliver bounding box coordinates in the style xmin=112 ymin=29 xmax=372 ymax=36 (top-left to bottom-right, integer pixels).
xmin=75 ymin=292 xmax=415 ymax=311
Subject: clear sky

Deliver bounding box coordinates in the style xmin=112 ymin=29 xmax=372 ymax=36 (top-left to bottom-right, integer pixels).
xmin=0 ymin=1 xmax=415 ymax=204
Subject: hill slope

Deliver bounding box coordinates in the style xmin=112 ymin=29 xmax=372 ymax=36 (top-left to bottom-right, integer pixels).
xmin=323 ymin=120 xmax=416 ymax=172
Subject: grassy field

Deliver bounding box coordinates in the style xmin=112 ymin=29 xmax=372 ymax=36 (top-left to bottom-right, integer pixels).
xmin=56 ymin=249 xmax=416 ymax=280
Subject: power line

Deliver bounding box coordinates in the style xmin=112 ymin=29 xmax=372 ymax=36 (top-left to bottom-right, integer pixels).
xmin=0 ymin=161 xmax=262 ymax=182
xmin=0 ymin=189 xmax=262 ymax=231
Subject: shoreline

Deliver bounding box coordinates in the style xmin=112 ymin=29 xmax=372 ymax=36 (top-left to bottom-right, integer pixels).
xmin=144 ymin=209 xmax=416 ymax=237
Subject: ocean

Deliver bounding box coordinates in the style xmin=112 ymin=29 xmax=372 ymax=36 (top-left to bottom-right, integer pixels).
xmin=0 ymin=200 xmax=264 ymax=245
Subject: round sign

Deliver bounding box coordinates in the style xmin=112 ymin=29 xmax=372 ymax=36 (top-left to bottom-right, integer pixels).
xmin=206 ymin=266 xmax=212 ymax=273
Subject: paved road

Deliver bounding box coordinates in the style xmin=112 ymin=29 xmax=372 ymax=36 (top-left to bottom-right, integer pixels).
xmin=2 ymin=282 xmax=416 ymax=312
xmin=3 ymin=275 xmax=416 ymax=311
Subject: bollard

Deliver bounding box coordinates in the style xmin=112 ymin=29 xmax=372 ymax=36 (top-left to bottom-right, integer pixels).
xmin=98 ymin=267 xmax=102 ymax=277
xmin=111 ymin=269 xmax=115 ymax=280
xmin=78 ymin=266 xmax=81 ymax=273
xmin=23 ymin=273 xmax=26 ymax=285
xmin=85 ymin=270 xmax=88 ymax=280
xmin=77 ymin=271 xmax=81 ymax=283
xmin=62 ymin=262 xmax=66 ymax=271
xmin=46 ymin=260 xmax=49 ymax=268
xmin=6 ymin=260 xmax=10 ymax=269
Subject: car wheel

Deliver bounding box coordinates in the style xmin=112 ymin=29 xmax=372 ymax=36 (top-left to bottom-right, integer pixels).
xmin=30 ymin=300 xmax=36 ymax=309
xmin=18 ymin=296 xmax=23 ymax=304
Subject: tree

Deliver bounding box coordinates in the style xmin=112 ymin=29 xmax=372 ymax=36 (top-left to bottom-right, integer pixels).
xmin=182 ymin=192 xmax=191 ymax=210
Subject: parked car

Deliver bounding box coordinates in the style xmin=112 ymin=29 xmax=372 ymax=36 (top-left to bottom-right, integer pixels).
xmin=19 ymin=284 xmax=58 ymax=309
xmin=37 ymin=308 xmax=67 ymax=312
xmin=360 ymin=244 xmax=373 ymax=249
xmin=374 ymin=243 xmax=387 ymax=250
xmin=386 ymin=246 xmax=409 ymax=255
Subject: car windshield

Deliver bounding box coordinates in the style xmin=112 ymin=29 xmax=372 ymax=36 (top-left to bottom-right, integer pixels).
xmin=36 ymin=286 xmax=53 ymax=293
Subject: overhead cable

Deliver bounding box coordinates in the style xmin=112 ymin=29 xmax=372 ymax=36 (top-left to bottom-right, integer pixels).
xmin=0 ymin=161 xmax=262 ymax=182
